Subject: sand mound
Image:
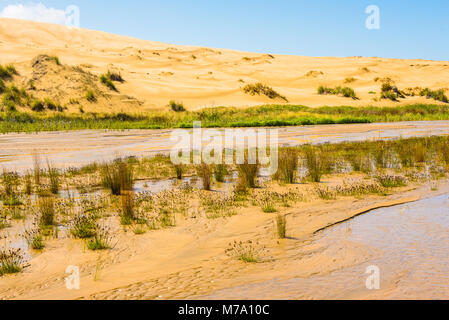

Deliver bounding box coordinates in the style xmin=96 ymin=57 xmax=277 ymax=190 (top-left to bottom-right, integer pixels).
xmin=1 ymin=18 xmax=449 ymax=112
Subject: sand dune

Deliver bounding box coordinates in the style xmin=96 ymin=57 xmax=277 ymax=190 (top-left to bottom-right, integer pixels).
xmin=1 ymin=17 xmax=449 ymax=113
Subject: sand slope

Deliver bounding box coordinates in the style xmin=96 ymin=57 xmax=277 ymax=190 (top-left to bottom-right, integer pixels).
xmin=1 ymin=18 xmax=448 ymax=112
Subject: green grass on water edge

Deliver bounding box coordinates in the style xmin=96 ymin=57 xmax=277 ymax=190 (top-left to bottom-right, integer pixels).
xmin=1 ymin=103 xmax=449 ymax=133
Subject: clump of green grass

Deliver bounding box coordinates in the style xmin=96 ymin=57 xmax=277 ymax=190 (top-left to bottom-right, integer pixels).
xmin=213 ymin=164 xmax=228 ymax=183
xmin=200 ymin=192 xmax=237 ymax=219
xmin=420 ymin=88 xmax=448 ymax=103
xmin=51 ymin=56 xmax=60 ymax=65
xmin=173 ymin=163 xmax=185 ymax=179
xmin=85 ymin=90 xmax=96 ymax=102
xmin=23 ymin=172 xmax=32 ymax=195
xmin=169 ymin=100 xmax=186 ymax=112
xmin=24 ymin=227 xmax=45 ymax=250
xmin=106 ymin=70 xmax=124 ymax=82
xmin=236 ymin=161 xmax=259 ymax=191
xmin=274 ymin=148 xmax=298 ymax=184
xmin=70 ymin=215 xmax=97 ymax=239
xmin=225 ymin=240 xmax=266 ymax=263
xmin=243 ymin=83 xmax=288 ymax=102
xmin=261 ymin=201 xmax=277 ymax=213
xmin=196 ymin=163 xmax=212 ymax=191
xmin=344 ymin=77 xmax=357 ymax=84
xmin=276 ymin=214 xmax=287 ymax=239
xmin=0 ymin=64 xmax=17 ymax=80
xmin=86 ymin=226 xmax=112 ymax=250
xmin=38 ymin=197 xmax=56 ymax=226
xmin=315 ymin=185 xmax=337 ymax=200
xmin=303 ymin=145 xmax=327 ymax=183
xmin=30 ymin=99 xmax=45 ymax=112
xmin=317 ymin=86 xmax=357 ymax=99
xmin=120 ymin=191 xmax=135 ymax=225
xmin=100 ymin=74 xmax=117 ymax=91
xmin=376 ymin=174 xmax=407 ymax=188
xmin=47 ymin=162 xmax=60 ymax=195
xmin=380 ymin=79 xmax=405 ymax=101
xmin=100 ymin=159 xmax=134 ymax=195
xmin=1 ymin=170 xmax=21 ymax=206
xmin=0 ymin=248 xmax=24 ymax=276
xmin=132 ymin=224 xmax=146 ymax=235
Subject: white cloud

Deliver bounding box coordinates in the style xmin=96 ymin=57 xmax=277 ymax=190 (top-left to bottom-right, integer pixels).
xmin=0 ymin=2 xmax=68 ymax=25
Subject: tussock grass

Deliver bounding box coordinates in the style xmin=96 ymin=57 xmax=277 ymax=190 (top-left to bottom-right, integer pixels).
xmin=70 ymin=215 xmax=97 ymax=239
xmin=100 ymin=159 xmax=134 ymax=195
xmin=120 ymin=191 xmax=135 ymax=225
xmin=213 ymin=164 xmax=228 ymax=183
xmin=169 ymin=100 xmax=186 ymax=112
xmin=318 ymin=86 xmax=357 ymax=99
xmin=276 ymin=214 xmax=287 ymax=239
xmin=196 ymin=163 xmax=212 ymax=191
xmin=47 ymin=162 xmax=60 ymax=195
xmin=243 ymin=83 xmax=288 ymax=102
xmin=86 ymin=225 xmax=112 ymax=250
xmin=0 ymin=248 xmax=24 ymax=276
xmin=24 ymin=227 xmax=45 ymax=250
xmin=236 ymin=161 xmax=259 ymax=191
xmin=38 ymin=197 xmax=56 ymax=226
xmin=274 ymin=148 xmax=298 ymax=184
xmin=225 ymin=240 xmax=266 ymax=263
xmin=173 ymin=163 xmax=185 ymax=180
xmin=0 ymin=64 xmax=17 ymax=80
xmin=85 ymin=90 xmax=96 ymax=102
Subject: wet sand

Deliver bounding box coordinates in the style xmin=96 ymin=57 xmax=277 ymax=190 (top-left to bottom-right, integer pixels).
xmin=1 ymin=176 xmax=448 ymax=300
xmin=2 ymin=121 xmax=449 ymax=173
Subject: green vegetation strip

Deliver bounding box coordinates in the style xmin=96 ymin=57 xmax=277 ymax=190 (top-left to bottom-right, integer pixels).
xmin=2 ymin=104 xmax=449 ymax=133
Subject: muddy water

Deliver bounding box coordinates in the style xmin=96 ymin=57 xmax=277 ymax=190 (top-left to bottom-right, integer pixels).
xmin=201 ymin=194 xmax=449 ymax=300
xmin=2 ymin=121 xmax=449 ymax=172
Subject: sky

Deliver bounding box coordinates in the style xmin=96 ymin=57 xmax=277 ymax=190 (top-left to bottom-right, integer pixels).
xmin=0 ymin=0 xmax=448 ymax=61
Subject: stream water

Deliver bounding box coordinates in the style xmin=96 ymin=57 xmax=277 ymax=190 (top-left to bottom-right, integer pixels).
xmin=202 ymin=194 xmax=449 ymax=299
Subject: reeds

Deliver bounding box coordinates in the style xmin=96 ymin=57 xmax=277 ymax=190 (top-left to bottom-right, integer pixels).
xmin=196 ymin=163 xmax=212 ymax=191
xmin=236 ymin=161 xmax=259 ymax=191
xmin=100 ymin=159 xmax=134 ymax=195
xmin=274 ymin=148 xmax=298 ymax=184
xmin=47 ymin=162 xmax=60 ymax=195
xmin=213 ymin=164 xmax=228 ymax=183
xmin=120 ymin=191 xmax=135 ymax=225
xmin=38 ymin=197 xmax=55 ymax=226
xmin=276 ymin=214 xmax=287 ymax=239
xmin=303 ymin=145 xmax=324 ymax=183
xmin=1 ymin=170 xmax=21 ymax=206
xmin=173 ymin=163 xmax=185 ymax=180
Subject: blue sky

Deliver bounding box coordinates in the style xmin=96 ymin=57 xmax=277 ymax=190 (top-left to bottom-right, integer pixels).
xmin=1 ymin=0 xmax=448 ymax=60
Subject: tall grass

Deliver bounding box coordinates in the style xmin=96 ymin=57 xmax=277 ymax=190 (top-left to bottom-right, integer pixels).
xmin=120 ymin=191 xmax=135 ymax=225
xmin=303 ymin=146 xmax=324 ymax=183
xmin=214 ymin=164 xmax=228 ymax=183
xmin=274 ymin=148 xmax=298 ymax=184
xmin=47 ymin=162 xmax=60 ymax=195
xmin=38 ymin=197 xmax=55 ymax=226
xmin=236 ymin=161 xmax=259 ymax=191
xmin=100 ymin=159 xmax=134 ymax=195
xmin=196 ymin=163 xmax=212 ymax=191
xmin=173 ymin=163 xmax=185 ymax=180
xmin=276 ymin=214 xmax=287 ymax=239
